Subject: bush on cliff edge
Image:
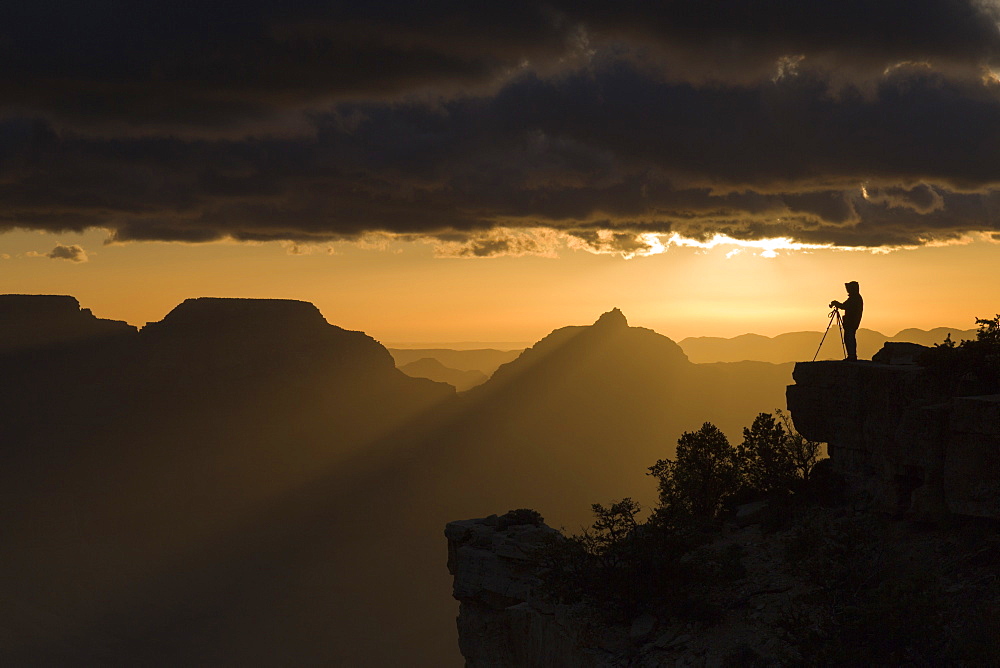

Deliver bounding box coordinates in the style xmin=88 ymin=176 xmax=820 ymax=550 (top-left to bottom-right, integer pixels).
xmin=919 ymin=314 xmax=1000 ymax=395
xmin=538 ymin=411 xmax=826 ymax=623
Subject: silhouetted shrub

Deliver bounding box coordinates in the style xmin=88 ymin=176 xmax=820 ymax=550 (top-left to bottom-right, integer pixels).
xmin=497 ymin=508 xmax=544 ymax=530
xmin=737 ymin=410 xmax=825 ymax=499
xmin=649 ymin=422 xmax=740 ymax=522
xmin=774 ymin=409 xmax=825 ymax=483
xmin=977 ymin=313 xmax=1000 ymax=345
xmin=576 ymin=498 xmax=643 ymax=560
xmin=540 ymin=414 xmax=832 ymax=624
xmin=919 ymin=314 xmax=1000 ymax=395
xmin=537 ymin=499 xmax=711 ymax=623
xmin=737 ymin=412 xmax=796 ymax=495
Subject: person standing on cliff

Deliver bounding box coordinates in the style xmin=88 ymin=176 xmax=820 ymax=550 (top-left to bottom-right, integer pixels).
xmin=830 ymin=281 xmax=863 ymax=361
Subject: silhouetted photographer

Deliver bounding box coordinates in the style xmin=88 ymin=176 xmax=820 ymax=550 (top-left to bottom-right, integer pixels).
xmin=829 ymin=281 xmax=863 ymax=361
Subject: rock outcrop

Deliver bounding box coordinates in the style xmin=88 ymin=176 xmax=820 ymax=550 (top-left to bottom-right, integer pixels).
xmin=140 ymin=297 xmax=398 ymax=376
xmin=787 ymin=354 xmax=1000 ymax=519
xmin=447 ymin=339 xmax=1000 ymax=666
xmin=0 ymin=294 xmax=454 ymax=414
xmin=592 ymin=307 xmax=628 ymax=329
xmin=447 ymin=509 xmax=839 ymax=667
xmin=448 ymin=506 xmax=1000 ymax=667
xmin=0 ymin=294 xmax=135 ymax=353
xmin=446 ymin=515 xmax=623 ymax=668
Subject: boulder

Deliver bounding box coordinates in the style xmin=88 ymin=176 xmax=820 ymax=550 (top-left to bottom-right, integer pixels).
xmin=872 ymin=341 xmax=929 ymax=365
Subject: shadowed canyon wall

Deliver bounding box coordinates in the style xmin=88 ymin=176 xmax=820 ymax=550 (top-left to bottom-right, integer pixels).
xmin=2 ymin=296 xmax=801 ymax=666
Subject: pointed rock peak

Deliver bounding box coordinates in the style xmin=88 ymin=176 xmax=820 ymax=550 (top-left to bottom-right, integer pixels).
xmin=593 ymin=308 xmax=628 ymax=328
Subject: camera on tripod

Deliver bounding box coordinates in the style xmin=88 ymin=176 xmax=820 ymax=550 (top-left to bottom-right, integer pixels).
xmin=812 ymin=304 xmax=846 ymax=361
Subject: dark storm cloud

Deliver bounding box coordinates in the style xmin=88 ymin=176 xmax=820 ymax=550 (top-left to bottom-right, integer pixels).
xmin=569 ymin=0 xmax=1000 ymax=85
xmin=0 ymin=1 xmax=570 ymax=133
xmin=3 ymin=1 xmax=1000 ymax=248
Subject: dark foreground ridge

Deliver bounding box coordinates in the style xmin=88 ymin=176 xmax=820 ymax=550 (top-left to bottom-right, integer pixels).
xmin=447 ymin=340 xmax=1000 ymax=665
xmin=446 ymin=507 xmax=1000 ymax=666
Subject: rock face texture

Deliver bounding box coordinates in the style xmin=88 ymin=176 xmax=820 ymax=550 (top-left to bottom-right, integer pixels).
xmin=787 ymin=356 xmax=1000 ymax=518
xmin=446 ymin=512 xmax=816 ymax=667
xmin=447 ymin=339 xmax=1000 ymax=666
xmin=447 ymin=508 xmax=1000 ymax=667
xmin=446 ymin=516 xmax=617 ymax=668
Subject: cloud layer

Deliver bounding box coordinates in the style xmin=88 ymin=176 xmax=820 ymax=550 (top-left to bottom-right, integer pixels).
xmin=3 ymin=1 xmax=1000 ymax=250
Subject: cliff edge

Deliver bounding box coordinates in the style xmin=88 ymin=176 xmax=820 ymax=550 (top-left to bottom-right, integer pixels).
xmin=447 ymin=342 xmax=1000 ymax=665
xmin=446 ymin=515 xmax=656 ymax=668
xmin=447 ymin=506 xmax=1000 ymax=666
xmin=786 ymin=354 xmax=1000 ymax=519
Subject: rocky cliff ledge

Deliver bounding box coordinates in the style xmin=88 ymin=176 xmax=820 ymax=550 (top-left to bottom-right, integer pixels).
xmin=447 ymin=515 xmax=664 ymax=668
xmin=445 ymin=516 xmax=595 ymax=668
xmin=787 ymin=355 xmax=1000 ymax=519
xmin=448 ymin=347 xmax=1000 ymax=665
xmin=446 ymin=515 xmax=819 ymax=667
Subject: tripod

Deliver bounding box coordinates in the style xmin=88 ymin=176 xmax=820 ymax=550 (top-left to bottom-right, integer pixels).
xmin=812 ymin=307 xmax=847 ymax=361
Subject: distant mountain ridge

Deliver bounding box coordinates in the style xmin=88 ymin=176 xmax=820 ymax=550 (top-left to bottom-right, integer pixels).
xmin=388 ymin=347 xmax=521 ymax=375
xmin=437 ymin=307 xmax=794 ymax=524
xmin=399 ymin=357 xmax=489 ymax=391
xmin=680 ymin=326 xmax=977 ymax=363
xmin=390 ymin=325 xmax=974 ymax=376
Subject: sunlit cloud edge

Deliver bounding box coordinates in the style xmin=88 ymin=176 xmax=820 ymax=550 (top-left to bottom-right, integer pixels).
xmin=14 ymin=226 xmax=995 ymax=261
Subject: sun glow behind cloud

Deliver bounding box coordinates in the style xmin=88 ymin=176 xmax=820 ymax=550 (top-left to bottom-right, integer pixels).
xmin=657 ymin=233 xmax=836 ymax=258
xmin=422 ymin=226 xmax=1000 ymax=260
xmin=27 ymin=222 xmax=996 ymax=266
xmin=427 ymin=227 xmax=846 ymax=260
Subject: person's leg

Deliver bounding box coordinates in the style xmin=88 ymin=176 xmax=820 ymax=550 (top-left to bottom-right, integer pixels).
xmin=845 ymin=326 xmax=858 ymax=360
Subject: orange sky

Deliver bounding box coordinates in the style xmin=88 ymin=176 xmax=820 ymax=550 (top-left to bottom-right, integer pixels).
xmin=3 ymin=228 xmax=997 ymax=345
